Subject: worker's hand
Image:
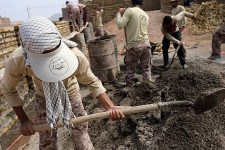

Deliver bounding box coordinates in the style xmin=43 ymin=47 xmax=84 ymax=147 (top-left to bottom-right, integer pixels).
xmin=192 ymin=14 xmax=198 ymax=20
xmin=179 ymin=26 xmax=186 ymax=33
xmin=19 ymin=119 xmax=35 ymax=136
xmin=178 ymin=41 xmax=184 ymax=45
xmin=118 ymin=8 xmax=126 ymax=14
xmin=109 ymin=106 xmax=125 ymax=121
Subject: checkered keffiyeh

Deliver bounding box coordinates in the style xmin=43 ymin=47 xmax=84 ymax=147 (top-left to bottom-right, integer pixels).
xmin=19 ymin=17 xmax=77 ymax=129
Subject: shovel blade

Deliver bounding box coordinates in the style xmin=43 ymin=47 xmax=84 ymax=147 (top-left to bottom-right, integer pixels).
xmin=194 ymin=88 xmax=225 ymax=114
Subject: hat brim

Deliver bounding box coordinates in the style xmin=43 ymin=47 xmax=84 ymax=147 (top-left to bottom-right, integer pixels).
xmin=27 ymin=41 xmax=78 ymax=82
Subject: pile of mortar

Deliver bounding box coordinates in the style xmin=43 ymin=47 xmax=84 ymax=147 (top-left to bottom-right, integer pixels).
xmin=86 ymin=59 xmax=225 ymax=149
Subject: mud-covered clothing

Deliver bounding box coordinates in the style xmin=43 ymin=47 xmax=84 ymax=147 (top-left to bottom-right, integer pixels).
xmin=1 ymin=46 xmax=106 ymax=107
xmin=35 ymin=93 xmax=94 ymax=150
xmin=116 ymin=7 xmax=149 ymax=49
xmin=211 ymin=24 xmax=225 ymax=57
xmin=162 ymin=31 xmax=186 ymax=66
xmin=66 ymin=2 xmax=82 ymax=31
xmin=125 ymin=41 xmax=152 ymax=85
xmin=171 ymin=5 xmax=187 ymax=29
xmin=161 ymin=11 xmax=194 ymax=44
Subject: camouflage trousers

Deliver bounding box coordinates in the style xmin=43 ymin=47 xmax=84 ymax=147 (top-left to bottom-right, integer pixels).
xmin=211 ymin=24 xmax=225 ymax=56
xmin=124 ymin=41 xmax=152 ymax=86
xmin=35 ymin=93 xmax=94 ymax=150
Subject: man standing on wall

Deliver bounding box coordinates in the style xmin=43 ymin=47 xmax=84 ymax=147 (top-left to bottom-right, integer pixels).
xmin=66 ymin=1 xmax=84 ymax=31
xmin=116 ymin=0 xmax=152 ymax=86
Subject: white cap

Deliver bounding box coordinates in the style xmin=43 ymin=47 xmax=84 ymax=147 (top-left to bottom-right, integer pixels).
xmin=19 ymin=17 xmax=78 ymax=82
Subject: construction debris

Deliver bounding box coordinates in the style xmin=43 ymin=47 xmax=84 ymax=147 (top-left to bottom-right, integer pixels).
xmin=186 ymin=1 xmax=225 ymax=35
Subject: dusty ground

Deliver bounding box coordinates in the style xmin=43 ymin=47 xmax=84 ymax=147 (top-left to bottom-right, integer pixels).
xmin=2 ymin=10 xmax=225 ymax=150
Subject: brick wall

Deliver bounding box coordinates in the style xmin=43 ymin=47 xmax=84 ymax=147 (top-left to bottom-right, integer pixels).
xmin=86 ymin=0 xmax=162 ymax=23
xmin=0 ymin=26 xmax=20 ymax=68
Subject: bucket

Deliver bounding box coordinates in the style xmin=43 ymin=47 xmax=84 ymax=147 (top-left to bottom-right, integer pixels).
xmin=87 ymin=35 xmax=118 ymax=83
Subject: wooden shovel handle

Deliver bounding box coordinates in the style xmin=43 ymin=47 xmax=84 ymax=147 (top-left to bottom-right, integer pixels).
xmin=11 ymin=100 xmax=193 ymax=135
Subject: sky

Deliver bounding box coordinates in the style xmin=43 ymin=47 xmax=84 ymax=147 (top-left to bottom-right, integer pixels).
xmin=0 ymin=0 xmax=78 ymax=22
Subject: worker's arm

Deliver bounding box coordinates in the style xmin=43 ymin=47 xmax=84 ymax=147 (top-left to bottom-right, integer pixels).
xmin=97 ymin=93 xmax=125 ymax=120
xmin=173 ymin=11 xmax=195 ymax=22
xmin=116 ymin=8 xmax=131 ymax=29
xmin=74 ymin=49 xmax=124 ymax=120
xmin=77 ymin=4 xmax=85 ymax=14
xmin=13 ymin=106 xmax=35 ymax=136
xmin=1 ymin=48 xmax=35 ymax=135
xmin=100 ymin=9 xmax=103 ymax=16
xmin=161 ymin=26 xmax=180 ymax=44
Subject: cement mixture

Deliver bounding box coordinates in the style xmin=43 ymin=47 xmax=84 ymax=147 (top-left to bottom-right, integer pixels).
xmin=86 ymin=59 xmax=225 ymax=150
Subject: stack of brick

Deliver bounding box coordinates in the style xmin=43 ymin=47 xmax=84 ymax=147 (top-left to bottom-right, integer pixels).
xmin=54 ymin=21 xmax=72 ymax=37
xmin=186 ymin=1 xmax=225 ymax=34
xmin=0 ymin=26 xmax=20 ymax=69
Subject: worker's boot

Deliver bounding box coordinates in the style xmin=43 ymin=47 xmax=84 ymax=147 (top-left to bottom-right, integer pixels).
xmin=208 ymin=55 xmax=221 ymax=60
xmin=183 ymin=64 xmax=188 ymax=69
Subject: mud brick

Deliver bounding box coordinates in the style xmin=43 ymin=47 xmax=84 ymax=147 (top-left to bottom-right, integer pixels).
xmin=2 ymin=27 xmax=14 ymax=32
xmin=5 ymin=38 xmax=12 ymax=43
xmin=0 ymin=40 xmax=4 ymax=44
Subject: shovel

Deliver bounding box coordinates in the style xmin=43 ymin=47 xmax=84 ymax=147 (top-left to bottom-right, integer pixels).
xmin=10 ymin=88 xmax=225 ymax=135
xmin=167 ymin=45 xmax=181 ymax=68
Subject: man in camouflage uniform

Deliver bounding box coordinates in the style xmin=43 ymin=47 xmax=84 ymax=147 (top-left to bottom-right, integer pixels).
xmin=1 ymin=17 xmax=125 ymax=150
xmin=209 ymin=24 xmax=225 ymax=60
xmin=116 ymin=0 xmax=152 ymax=86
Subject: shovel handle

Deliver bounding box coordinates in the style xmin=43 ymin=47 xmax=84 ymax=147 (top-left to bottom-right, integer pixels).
xmin=10 ymin=100 xmax=193 ymax=135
